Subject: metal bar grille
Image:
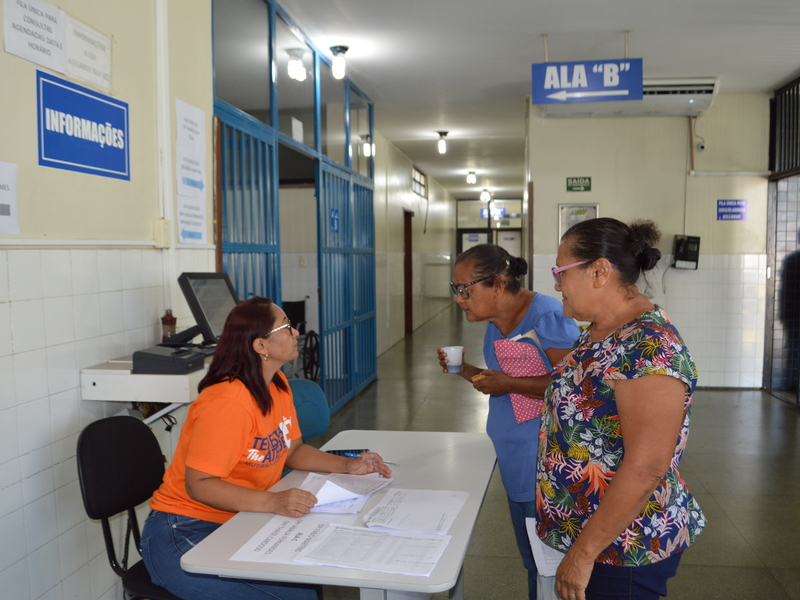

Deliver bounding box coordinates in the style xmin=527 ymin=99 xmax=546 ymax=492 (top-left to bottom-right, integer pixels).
xmin=772 ymin=77 xmax=800 ymax=177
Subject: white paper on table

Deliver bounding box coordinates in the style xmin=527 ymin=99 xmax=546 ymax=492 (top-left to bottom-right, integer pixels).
xmin=293 ymin=523 xmax=451 ymax=576
xmin=525 ymin=517 xmax=566 ymax=577
xmin=311 ymin=494 xmax=370 ymax=514
xmin=230 ymin=514 xmax=341 ymax=564
xmin=298 ymin=472 xmax=392 ymax=508
xmin=362 ymin=489 xmax=468 ymax=535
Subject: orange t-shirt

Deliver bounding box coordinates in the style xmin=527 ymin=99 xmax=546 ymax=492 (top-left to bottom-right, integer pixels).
xmin=150 ymin=373 xmax=302 ymax=524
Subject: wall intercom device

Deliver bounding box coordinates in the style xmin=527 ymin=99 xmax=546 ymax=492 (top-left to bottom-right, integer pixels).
xmin=672 ymin=235 xmax=700 ymax=270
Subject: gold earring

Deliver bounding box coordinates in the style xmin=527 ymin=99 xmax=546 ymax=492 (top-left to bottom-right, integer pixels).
xmin=262 ymin=353 xmax=269 ymax=361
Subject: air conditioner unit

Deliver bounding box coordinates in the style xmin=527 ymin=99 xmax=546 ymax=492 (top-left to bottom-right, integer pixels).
xmin=539 ymin=78 xmax=719 ymax=118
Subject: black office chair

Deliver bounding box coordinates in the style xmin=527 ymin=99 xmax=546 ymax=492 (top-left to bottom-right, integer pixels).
xmin=77 ymin=416 xmax=182 ymax=600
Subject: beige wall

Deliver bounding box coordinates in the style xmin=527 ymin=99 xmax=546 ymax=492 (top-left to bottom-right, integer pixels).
xmin=373 ymin=130 xmax=457 ymax=355
xmin=530 ymin=92 xmax=770 ymax=256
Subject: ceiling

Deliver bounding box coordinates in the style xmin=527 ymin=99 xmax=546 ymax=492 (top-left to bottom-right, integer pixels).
xmin=273 ymin=0 xmax=800 ymax=200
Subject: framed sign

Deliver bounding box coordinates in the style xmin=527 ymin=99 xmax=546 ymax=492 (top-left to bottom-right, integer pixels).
xmin=558 ymin=204 xmax=599 ymax=241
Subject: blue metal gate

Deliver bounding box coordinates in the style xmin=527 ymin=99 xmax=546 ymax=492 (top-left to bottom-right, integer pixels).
xmin=317 ymin=163 xmax=376 ymax=411
xmin=215 ymin=99 xmax=281 ymax=302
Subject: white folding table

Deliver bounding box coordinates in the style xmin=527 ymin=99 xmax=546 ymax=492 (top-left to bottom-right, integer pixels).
xmin=181 ymin=430 xmax=497 ymax=599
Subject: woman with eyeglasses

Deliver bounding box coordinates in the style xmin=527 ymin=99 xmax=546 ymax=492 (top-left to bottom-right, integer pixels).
xmin=141 ymin=296 xmax=391 ymax=600
xmin=437 ymin=244 xmax=580 ymax=600
xmin=537 ymin=218 xmax=704 ymax=600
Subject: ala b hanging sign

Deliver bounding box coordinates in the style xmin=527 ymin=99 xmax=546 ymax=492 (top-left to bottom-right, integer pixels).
xmin=532 ymin=59 xmax=643 ymax=104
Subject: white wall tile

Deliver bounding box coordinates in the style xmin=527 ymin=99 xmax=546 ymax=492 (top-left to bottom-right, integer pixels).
xmin=0 ymin=408 xmax=19 ymax=464
xmin=98 ymin=292 xmax=124 ymax=335
xmin=20 ymin=446 xmax=55 ymax=505
xmin=51 ymin=436 xmax=77 ymax=493
xmin=120 ymin=250 xmax=144 ymax=290
xmin=24 ymin=492 xmax=58 ymax=552
xmin=46 ymin=343 xmax=78 ymax=397
xmin=8 ymin=250 xmax=43 ymax=302
xmin=88 ymin=552 xmax=116 ymax=600
xmin=27 ymin=537 xmax=61 ymax=599
xmin=0 ymin=459 xmax=22 ymax=519
xmin=0 ymin=251 xmax=9 ymax=303
xmin=14 ymin=350 xmax=49 ymax=405
xmin=44 ymin=297 xmax=76 ymax=348
xmin=55 ymin=480 xmax=84 ymax=536
xmin=69 ymin=251 xmax=98 ymax=295
xmin=17 ymin=396 xmax=51 ymax=455
xmin=10 ymin=299 xmax=46 ymax=354
xmin=0 ymin=302 xmax=11 ymax=357
xmin=61 ymin=564 xmax=90 ymax=600
xmin=0 ymin=508 xmax=28 ymax=570
xmin=72 ymin=294 xmax=101 ymax=342
xmin=121 ymin=288 xmax=145 ymax=331
xmin=142 ymin=252 xmax=163 ymax=289
xmin=41 ymin=250 xmax=73 ymax=299
xmin=58 ymin=524 xmax=88 ymax=580
xmin=50 ymin=390 xmax=81 ymax=446
xmin=100 ymin=333 xmax=126 ymax=363
xmin=0 ymin=356 xmax=15 ymax=410
xmin=124 ymin=328 xmax=146 ymax=356
xmin=74 ymin=339 xmax=103 ymax=372
xmin=39 ymin=582 xmax=64 ymax=600
xmin=96 ymin=251 xmax=121 ymax=293
xmin=0 ymin=555 xmax=30 ymax=599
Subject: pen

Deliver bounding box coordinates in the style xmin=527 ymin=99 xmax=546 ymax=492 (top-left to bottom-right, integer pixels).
xmin=342 ymin=452 xmax=399 ymax=466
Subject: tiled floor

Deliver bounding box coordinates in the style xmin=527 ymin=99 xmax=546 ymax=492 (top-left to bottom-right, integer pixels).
xmin=311 ymin=304 xmax=800 ymax=599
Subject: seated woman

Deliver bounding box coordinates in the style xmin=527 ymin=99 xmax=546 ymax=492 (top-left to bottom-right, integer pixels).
xmin=141 ymin=296 xmax=391 ymax=600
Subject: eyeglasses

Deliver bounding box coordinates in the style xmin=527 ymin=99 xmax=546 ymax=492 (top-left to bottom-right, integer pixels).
xmin=551 ymin=260 xmax=591 ymax=284
xmin=449 ymin=273 xmax=498 ymax=299
xmin=266 ymin=322 xmax=294 ymax=336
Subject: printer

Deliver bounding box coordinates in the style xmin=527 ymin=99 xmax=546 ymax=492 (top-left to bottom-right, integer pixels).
xmin=132 ymin=346 xmax=206 ymax=375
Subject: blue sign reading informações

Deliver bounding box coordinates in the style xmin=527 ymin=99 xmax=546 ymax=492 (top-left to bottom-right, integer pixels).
xmin=532 ymin=58 xmax=643 ymax=105
xmin=37 ymin=70 xmax=130 ymax=180
xmin=717 ymin=199 xmax=747 ymax=221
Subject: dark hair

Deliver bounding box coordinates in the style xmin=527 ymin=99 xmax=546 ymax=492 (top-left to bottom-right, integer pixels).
xmin=455 ymin=244 xmax=528 ymax=293
xmin=198 ymin=296 xmax=288 ymax=415
xmin=562 ymin=217 xmax=662 ymax=286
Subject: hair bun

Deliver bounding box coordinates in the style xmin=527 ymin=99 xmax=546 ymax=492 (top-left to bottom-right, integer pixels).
xmin=639 ymin=247 xmax=662 ymax=271
xmin=510 ymin=256 xmax=528 ymax=277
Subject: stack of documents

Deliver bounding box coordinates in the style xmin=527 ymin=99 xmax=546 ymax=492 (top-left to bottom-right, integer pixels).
xmin=363 ymin=489 xmax=469 ymax=535
xmin=297 ymin=472 xmax=392 ymax=514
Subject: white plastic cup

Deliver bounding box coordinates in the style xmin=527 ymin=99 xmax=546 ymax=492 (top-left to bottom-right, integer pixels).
xmin=442 ymin=346 xmax=464 ymax=373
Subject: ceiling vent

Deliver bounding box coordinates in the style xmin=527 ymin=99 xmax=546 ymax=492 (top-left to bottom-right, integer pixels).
xmin=539 ymin=78 xmax=719 ymax=118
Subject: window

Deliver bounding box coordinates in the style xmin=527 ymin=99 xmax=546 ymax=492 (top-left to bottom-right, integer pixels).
xmin=412 ymin=167 xmax=427 ymax=198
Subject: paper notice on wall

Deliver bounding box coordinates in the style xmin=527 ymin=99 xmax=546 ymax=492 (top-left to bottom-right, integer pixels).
xmin=65 ymin=17 xmax=111 ymax=90
xmin=0 ymin=162 xmax=20 ymax=235
xmin=175 ymin=99 xmax=206 ymax=199
xmin=177 ymin=194 xmax=207 ymax=244
xmin=3 ymin=0 xmax=67 ymax=73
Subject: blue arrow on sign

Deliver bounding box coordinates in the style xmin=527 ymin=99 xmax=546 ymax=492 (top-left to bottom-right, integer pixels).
xmin=532 ymin=59 xmax=643 ymax=105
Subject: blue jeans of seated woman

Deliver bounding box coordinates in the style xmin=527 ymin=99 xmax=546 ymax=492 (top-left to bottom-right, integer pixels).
xmin=507 ymin=497 xmax=537 ymax=600
xmin=141 ymin=510 xmax=320 ymax=600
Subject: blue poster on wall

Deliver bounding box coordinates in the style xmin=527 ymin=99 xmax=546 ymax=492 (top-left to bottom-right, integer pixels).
xmin=36 ymin=70 xmax=130 ymax=180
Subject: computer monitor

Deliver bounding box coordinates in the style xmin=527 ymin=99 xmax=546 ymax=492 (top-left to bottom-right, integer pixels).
xmin=169 ymin=272 xmax=241 ymax=347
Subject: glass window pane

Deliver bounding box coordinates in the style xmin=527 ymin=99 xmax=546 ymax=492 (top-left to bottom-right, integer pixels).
xmin=320 ymin=60 xmax=346 ymax=166
xmin=457 ymin=200 xmax=489 ymax=228
xmin=490 ymin=199 xmax=523 ymax=229
xmin=213 ymin=0 xmax=271 ymax=125
xmin=276 ymin=16 xmax=315 ymax=149
xmin=349 ymin=90 xmax=370 ymax=177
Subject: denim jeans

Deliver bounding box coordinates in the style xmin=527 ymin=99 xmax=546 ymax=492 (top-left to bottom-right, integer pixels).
xmin=507 ymin=497 xmax=538 ymax=600
xmin=586 ymin=552 xmax=682 ymax=600
xmin=141 ymin=510 xmax=320 ymax=600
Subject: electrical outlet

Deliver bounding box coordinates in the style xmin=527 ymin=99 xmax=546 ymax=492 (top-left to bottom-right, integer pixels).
xmin=154 ymin=218 xmax=171 ymax=248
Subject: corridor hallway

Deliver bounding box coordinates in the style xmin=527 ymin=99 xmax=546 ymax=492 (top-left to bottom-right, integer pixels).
xmin=312 ymin=304 xmax=800 ymax=600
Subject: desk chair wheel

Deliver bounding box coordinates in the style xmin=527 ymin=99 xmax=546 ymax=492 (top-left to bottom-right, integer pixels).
xmin=302 ymin=330 xmax=320 ymax=381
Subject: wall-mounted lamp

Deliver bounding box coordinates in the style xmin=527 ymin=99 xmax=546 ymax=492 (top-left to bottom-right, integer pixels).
xmin=330 ymin=45 xmax=348 ymax=80
xmin=286 ymin=48 xmax=307 ymax=82
xmin=480 ymin=189 xmax=491 ymax=202
xmin=437 ymin=131 xmax=448 ymax=154
xmin=466 ymin=171 xmax=477 ymax=184
xmin=361 ymin=134 xmax=375 ymax=157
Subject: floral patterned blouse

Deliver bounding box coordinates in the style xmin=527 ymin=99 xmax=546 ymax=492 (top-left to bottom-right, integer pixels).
xmin=535 ymin=306 xmax=706 ymax=566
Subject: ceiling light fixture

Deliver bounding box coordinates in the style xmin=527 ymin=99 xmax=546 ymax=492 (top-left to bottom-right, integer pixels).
xmin=437 ymin=131 xmax=448 ymax=154
xmin=286 ymin=48 xmax=307 ymax=82
xmin=480 ymin=189 xmax=491 ymax=202
xmin=466 ymin=171 xmax=477 ymax=184
xmin=330 ymin=45 xmax=348 ymax=80
xmin=361 ymin=134 xmax=374 ymax=157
